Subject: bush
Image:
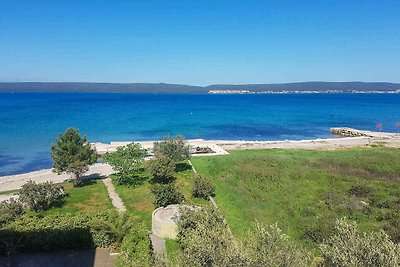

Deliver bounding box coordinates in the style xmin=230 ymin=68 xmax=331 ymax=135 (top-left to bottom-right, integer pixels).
xmin=104 ymin=143 xmax=147 ymax=185
xmin=320 ymin=218 xmax=400 ymax=267
xmin=153 ymin=136 xmax=190 ymax=162
xmin=193 ymin=175 xmax=215 ymax=199
xmin=18 ymin=181 xmax=65 ymax=212
xmin=115 ymin=223 xmax=152 ymax=267
xmin=0 ymin=211 xmax=119 ymax=254
xmin=147 ymin=155 xmax=176 ymax=183
xmin=151 ymin=184 xmax=184 ymax=208
xmin=0 ymin=198 xmax=24 ymax=225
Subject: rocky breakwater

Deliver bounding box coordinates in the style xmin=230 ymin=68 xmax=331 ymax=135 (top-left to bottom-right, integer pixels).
xmin=330 ymin=127 xmax=372 ymax=137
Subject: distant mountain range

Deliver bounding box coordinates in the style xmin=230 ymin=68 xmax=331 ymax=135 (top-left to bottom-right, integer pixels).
xmin=0 ymin=82 xmax=399 ymax=94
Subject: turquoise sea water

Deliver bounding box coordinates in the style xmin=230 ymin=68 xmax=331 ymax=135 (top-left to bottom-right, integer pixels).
xmin=1 ymin=93 xmax=400 ymax=176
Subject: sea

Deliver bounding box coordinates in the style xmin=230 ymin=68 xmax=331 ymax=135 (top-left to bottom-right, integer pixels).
xmin=1 ymin=92 xmax=399 ymax=176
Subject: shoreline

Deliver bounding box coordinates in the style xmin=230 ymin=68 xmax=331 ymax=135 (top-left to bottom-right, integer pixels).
xmin=1 ymin=128 xmax=399 ymax=194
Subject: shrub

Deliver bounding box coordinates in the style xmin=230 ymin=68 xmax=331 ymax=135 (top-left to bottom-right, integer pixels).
xmin=104 ymin=143 xmax=147 ymax=185
xmin=115 ymin=223 xmax=152 ymax=267
xmin=18 ymin=180 xmax=65 ymax=212
xmin=153 ymin=136 xmax=190 ymax=162
xmin=151 ymin=183 xmax=184 ymax=208
xmin=192 ymin=175 xmax=215 ymax=199
xmin=147 ymin=155 xmax=176 ymax=183
xmin=320 ymin=218 xmax=400 ymax=267
xmin=0 ymin=211 xmax=119 ymax=254
xmin=51 ymin=128 xmax=97 ymax=187
xmin=0 ymin=198 xmax=24 ymax=225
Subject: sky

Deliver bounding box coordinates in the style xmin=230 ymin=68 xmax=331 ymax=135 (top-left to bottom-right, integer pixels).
xmin=0 ymin=0 xmax=399 ymax=85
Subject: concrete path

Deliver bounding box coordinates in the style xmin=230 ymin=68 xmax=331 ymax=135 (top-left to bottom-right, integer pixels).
xmin=149 ymin=234 xmax=167 ymax=258
xmin=102 ymin=177 xmax=126 ymax=213
xmin=0 ymin=163 xmax=114 ymax=193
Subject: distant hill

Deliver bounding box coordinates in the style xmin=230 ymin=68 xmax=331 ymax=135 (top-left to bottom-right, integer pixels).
xmin=0 ymin=81 xmax=399 ymax=94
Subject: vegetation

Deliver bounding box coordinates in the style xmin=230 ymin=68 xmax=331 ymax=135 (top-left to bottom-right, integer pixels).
xmin=51 ymin=128 xmax=97 ymax=187
xmin=153 ymin=136 xmax=190 ymax=163
xmin=175 ymin=206 xmax=311 ymax=267
xmin=18 ymin=181 xmax=65 ymax=212
xmin=192 ymin=175 xmax=215 ymax=200
xmin=320 ymin=218 xmax=400 ymax=267
xmin=191 ymin=147 xmax=400 ymax=248
xmin=104 ymin=142 xmax=147 ymax=185
xmin=0 ymin=198 xmax=24 ymax=225
xmin=147 ymin=154 xmax=176 ymax=183
xmin=151 ymin=183 xmax=184 ymax=208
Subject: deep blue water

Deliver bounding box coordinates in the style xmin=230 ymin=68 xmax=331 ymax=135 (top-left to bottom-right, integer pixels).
xmin=1 ymin=92 xmax=400 ymax=176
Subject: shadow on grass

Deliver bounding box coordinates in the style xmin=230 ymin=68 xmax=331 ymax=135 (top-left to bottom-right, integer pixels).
xmin=176 ymin=162 xmax=192 ymax=172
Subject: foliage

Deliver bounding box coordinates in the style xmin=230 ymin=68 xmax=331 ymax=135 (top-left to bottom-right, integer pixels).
xmin=0 ymin=198 xmax=24 ymax=225
xmin=104 ymin=142 xmax=147 ymax=185
xmin=51 ymin=128 xmax=97 ymax=187
xmin=192 ymin=175 xmax=215 ymax=199
xmin=151 ymin=183 xmax=184 ymax=208
xmin=320 ymin=218 xmax=400 ymax=267
xmin=0 ymin=211 xmax=119 ymax=254
xmin=115 ymin=222 xmax=152 ymax=267
xmin=147 ymin=155 xmax=176 ymax=183
xmin=244 ymin=223 xmax=311 ymax=266
xmin=18 ymin=181 xmax=65 ymax=212
xmin=348 ymin=184 xmax=373 ymax=197
xmin=153 ymin=136 xmax=190 ymax=163
xmin=176 ymin=207 xmax=310 ymax=267
xmin=190 ymin=147 xmax=400 ymax=246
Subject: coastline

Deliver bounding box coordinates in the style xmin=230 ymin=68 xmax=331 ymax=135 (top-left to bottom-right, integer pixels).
xmin=1 ymin=128 xmax=399 ymax=195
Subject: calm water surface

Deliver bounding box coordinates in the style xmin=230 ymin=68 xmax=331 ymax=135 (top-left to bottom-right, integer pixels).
xmin=1 ymin=93 xmax=399 ymax=176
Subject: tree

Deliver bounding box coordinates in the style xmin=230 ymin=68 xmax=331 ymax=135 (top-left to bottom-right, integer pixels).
xmin=151 ymin=183 xmax=184 ymax=208
xmin=18 ymin=180 xmax=65 ymax=212
xmin=147 ymin=155 xmax=176 ymax=183
xmin=51 ymin=128 xmax=97 ymax=187
xmin=193 ymin=175 xmax=215 ymax=199
xmin=320 ymin=218 xmax=400 ymax=267
xmin=104 ymin=143 xmax=147 ymax=185
xmin=153 ymin=136 xmax=191 ymax=163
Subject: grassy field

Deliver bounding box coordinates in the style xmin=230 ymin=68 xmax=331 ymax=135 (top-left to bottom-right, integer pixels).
xmin=112 ymin=161 xmax=207 ymax=227
xmin=191 ymin=147 xmax=400 ymax=248
xmin=44 ymin=179 xmax=114 ymax=214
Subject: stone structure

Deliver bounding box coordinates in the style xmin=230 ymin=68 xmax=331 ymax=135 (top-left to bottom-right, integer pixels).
xmin=152 ymin=205 xmax=180 ymax=239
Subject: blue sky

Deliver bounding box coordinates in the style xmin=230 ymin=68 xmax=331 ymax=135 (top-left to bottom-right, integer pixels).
xmin=1 ymin=0 xmax=399 ymax=85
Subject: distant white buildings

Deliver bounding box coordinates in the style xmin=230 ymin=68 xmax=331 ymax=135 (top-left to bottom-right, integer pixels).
xmin=208 ymin=90 xmax=251 ymax=94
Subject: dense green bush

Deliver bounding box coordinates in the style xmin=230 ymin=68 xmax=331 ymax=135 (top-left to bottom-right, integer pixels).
xmin=192 ymin=175 xmax=215 ymax=199
xmin=115 ymin=223 xmax=152 ymax=267
xmin=151 ymin=183 xmax=184 ymax=208
xmin=147 ymin=155 xmax=176 ymax=183
xmin=153 ymin=136 xmax=190 ymax=162
xmin=176 ymin=207 xmax=310 ymax=267
xmin=18 ymin=180 xmax=65 ymax=212
xmin=0 ymin=211 xmax=118 ymax=254
xmin=51 ymin=128 xmax=97 ymax=187
xmin=0 ymin=198 xmax=24 ymax=225
xmin=104 ymin=143 xmax=147 ymax=185
xmin=320 ymin=218 xmax=400 ymax=267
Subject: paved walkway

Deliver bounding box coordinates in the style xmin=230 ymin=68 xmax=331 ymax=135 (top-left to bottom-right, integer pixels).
xmin=102 ymin=177 xmax=126 ymax=213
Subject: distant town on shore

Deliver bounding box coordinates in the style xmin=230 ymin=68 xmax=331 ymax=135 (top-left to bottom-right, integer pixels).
xmin=0 ymin=81 xmax=400 ymax=94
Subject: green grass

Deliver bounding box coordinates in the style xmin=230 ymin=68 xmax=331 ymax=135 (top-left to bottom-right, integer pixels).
xmin=44 ymin=179 xmax=114 ymax=214
xmin=165 ymin=238 xmax=183 ymax=263
xmin=191 ymin=147 xmax=400 ymax=248
xmin=112 ymin=161 xmax=208 ymax=228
